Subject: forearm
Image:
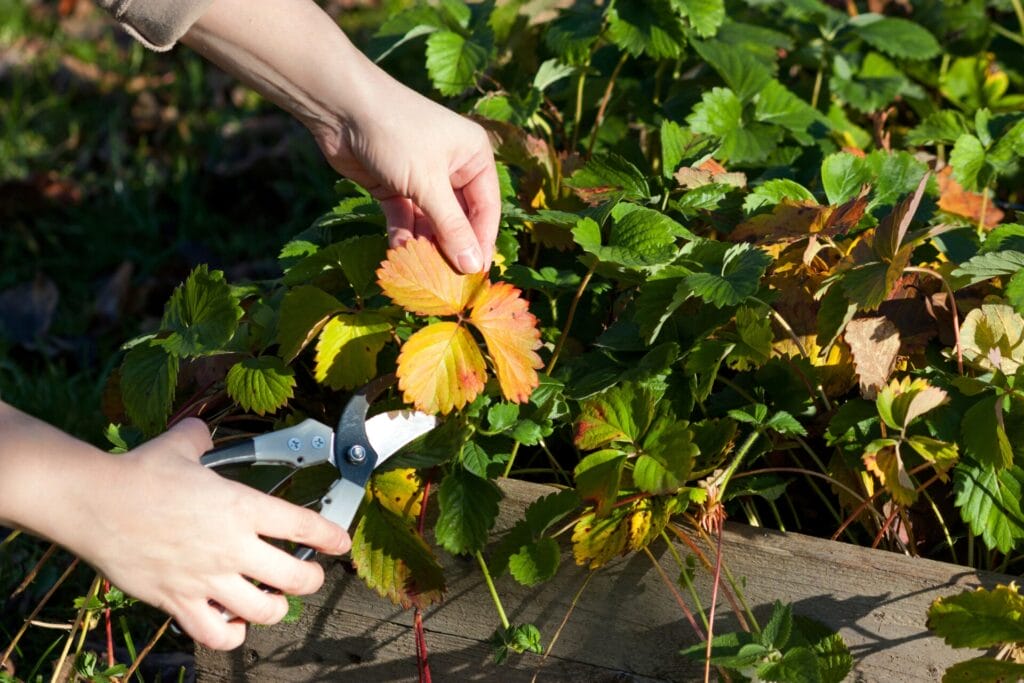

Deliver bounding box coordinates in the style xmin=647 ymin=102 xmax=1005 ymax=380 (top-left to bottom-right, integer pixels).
xmin=0 ymin=401 xmax=118 ymax=547
xmin=181 ymin=0 xmax=394 ymax=148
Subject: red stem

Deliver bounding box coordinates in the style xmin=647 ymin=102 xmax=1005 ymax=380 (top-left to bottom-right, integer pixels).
xmin=103 ymin=579 xmax=115 ymax=668
xmin=704 ymin=524 xmax=725 ymax=683
xmin=415 ymin=471 xmax=435 ymax=683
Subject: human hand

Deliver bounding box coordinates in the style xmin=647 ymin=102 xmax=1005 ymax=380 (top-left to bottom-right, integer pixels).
xmin=314 ymin=82 xmax=500 ymax=274
xmin=77 ymin=419 xmax=349 ymax=650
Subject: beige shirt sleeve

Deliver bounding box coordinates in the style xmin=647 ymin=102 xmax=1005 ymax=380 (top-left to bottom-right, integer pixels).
xmin=96 ymin=0 xmax=216 ymax=51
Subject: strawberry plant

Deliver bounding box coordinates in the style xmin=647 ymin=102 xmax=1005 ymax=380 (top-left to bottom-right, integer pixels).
xmin=6 ymin=0 xmax=1024 ymax=680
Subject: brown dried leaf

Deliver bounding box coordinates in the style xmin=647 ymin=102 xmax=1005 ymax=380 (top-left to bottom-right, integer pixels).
xmin=936 ymin=166 xmax=1004 ymax=229
xmin=845 ymin=317 xmax=901 ymax=399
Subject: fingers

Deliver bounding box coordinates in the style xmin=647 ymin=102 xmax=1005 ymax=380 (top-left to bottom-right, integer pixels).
xmin=212 ymin=576 xmax=291 ymax=626
xmin=415 ymin=180 xmax=486 ymax=274
xmin=252 ymin=492 xmax=350 ymax=555
xmin=173 ymin=600 xmax=248 ymax=651
xmin=381 ymin=196 xmax=416 ymax=247
xmin=454 ymin=157 xmax=501 ymax=270
xmin=241 ymin=541 xmax=326 ymax=597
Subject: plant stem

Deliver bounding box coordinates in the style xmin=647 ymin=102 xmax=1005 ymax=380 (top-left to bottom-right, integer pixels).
xmin=501 ymin=440 xmax=522 ymax=480
xmin=713 ymin=429 xmax=761 ymax=496
xmin=704 ymin=527 xmax=725 ymax=683
xmin=0 ymin=529 xmax=20 ymax=551
xmin=642 ymin=547 xmax=706 ymax=641
xmin=666 ymin=523 xmax=753 ymax=632
xmin=51 ymin=573 xmax=100 ymax=683
xmin=475 ymin=551 xmax=510 ymax=630
xmin=905 ymin=267 xmax=963 ymax=375
xmin=10 ymin=543 xmax=57 ymax=599
xmin=992 ymin=21 xmax=1024 ymax=47
xmin=1011 ymin=0 xmax=1024 ymax=39
xmin=531 ymin=572 xmax=595 ymax=683
xmin=661 ymin=531 xmax=710 ymax=632
xmin=586 ymin=52 xmax=629 ymax=157
xmin=921 ymin=485 xmax=958 ymax=565
xmin=1 ymin=558 xmax=79 ymax=670
xmin=121 ymin=618 xmax=173 ymax=682
xmin=545 ymin=261 xmax=597 ymax=376
xmin=571 ymin=70 xmax=587 ymax=153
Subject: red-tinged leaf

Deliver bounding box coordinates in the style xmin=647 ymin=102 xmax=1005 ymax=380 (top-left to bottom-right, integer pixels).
xmin=468 ymin=281 xmax=543 ymax=403
xmin=936 ymin=166 xmax=1004 ymax=229
xmin=397 ymin=322 xmax=487 ymax=414
xmin=377 ymin=237 xmax=488 ymax=316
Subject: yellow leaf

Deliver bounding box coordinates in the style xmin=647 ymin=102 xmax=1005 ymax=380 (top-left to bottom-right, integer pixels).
xmin=863 ymin=443 xmax=917 ymax=506
xmin=572 ymin=507 xmax=629 ymax=569
xmin=371 ymin=468 xmax=422 ymax=521
xmin=376 ymin=237 xmax=487 ymax=316
xmin=397 ymin=322 xmax=487 ymax=414
xmin=314 ymin=312 xmax=391 ymax=390
xmin=468 ymin=281 xmax=543 ymax=403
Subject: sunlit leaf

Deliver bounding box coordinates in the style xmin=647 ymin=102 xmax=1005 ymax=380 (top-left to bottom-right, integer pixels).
xmin=572 ymin=505 xmax=630 ymax=569
xmin=940 ymin=658 xmax=1024 ymax=682
xmin=863 ymin=439 xmax=916 ymax=505
xmin=574 ymin=449 xmax=627 ymax=517
xmin=396 ymin=322 xmax=487 ymax=414
xmin=508 ymin=537 xmax=560 ymax=586
xmin=954 ymin=461 xmax=1024 ymax=553
xmin=377 ymin=237 xmax=487 ymax=316
xmin=845 ymin=317 xmax=900 ymax=400
xmin=158 ymin=266 xmax=242 ymax=357
xmin=314 ymin=312 xmax=391 ymax=391
xmin=425 ymin=30 xmax=489 ymax=96
xmin=276 ymin=286 xmax=346 ymax=362
xmin=962 ymin=396 xmax=1013 ymax=470
xmin=371 ymin=468 xmax=422 ymax=520
xmin=928 ymin=584 xmax=1024 ymax=649
xmin=959 ymin=304 xmax=1024 ymax=375
xmin=351 ymin=499 xmax=444 ymax=608
xmin=468 ymin=281 xmax=543 ymax=403
xmin=574 ymin=382 xmax=660 ymax=449
xmin=226 ymin=356 xmax=295 ymax=416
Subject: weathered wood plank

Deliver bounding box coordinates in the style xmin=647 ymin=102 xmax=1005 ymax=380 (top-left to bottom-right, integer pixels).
xmin=197 ymin=479 xmax=1011 ymax=682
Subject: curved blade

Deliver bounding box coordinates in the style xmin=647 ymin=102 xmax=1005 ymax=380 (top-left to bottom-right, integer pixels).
xmin=365 ymin=410 xmax=438 ymax=465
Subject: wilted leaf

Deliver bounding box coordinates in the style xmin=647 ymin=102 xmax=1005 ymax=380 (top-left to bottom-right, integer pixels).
xmin=565 ymin=153 xmax=650 ymax=203
xmin=936 ymin=166 xmax=1004 ymax=229
xmin=845 ymin=317 xmax=900 ymax=399
xmin=396 ymin=322 xmax=487 ymax=414
xmin=371 ymin=468 xmax=422 ymax=520
xmin=572 ymin=506 xmax=630 ymax=569
xmin=314 ymin=312 xmax=391 ymax=391
xmin=469 ymin=281 xmax=543 ymax=403
xmin=959 ymin=304 xmax=1024 ymax=375
xmin=226 ymin=356 xmax=295 ymax=416
xmin=863 ymin=439 xmax=917 ymax=505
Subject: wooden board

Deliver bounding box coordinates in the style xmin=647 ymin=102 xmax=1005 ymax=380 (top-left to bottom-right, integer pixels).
xmin=197 ymin=479 xmax=1010 ymax=682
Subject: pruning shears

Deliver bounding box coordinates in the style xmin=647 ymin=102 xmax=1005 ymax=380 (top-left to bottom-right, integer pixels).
xmin=199 ymin=374 xmax=436 ymax=616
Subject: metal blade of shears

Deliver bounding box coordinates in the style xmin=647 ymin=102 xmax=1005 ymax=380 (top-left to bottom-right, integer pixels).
xmin=364 ymin=410 xmax=438 ymax=465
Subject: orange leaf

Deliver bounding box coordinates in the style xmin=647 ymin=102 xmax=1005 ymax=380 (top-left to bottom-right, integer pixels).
xmin=376 ymin=237 xmax=488 ymax=316
xmin=397 ymin=322 xmax=486 ymax=414
xmin=469 ymin=282 xmax=543 ymax=403
xmin=936 ymin=166 xmax=1004 ymax=229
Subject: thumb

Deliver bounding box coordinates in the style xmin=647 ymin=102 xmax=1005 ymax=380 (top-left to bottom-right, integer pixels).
xmin=416 ymin=185 xmax=484 ymax=274
xmin=157 ymin=417 xmax=214 ymax=463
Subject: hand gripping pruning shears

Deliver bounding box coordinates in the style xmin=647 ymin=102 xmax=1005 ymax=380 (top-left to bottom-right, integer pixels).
xmin=199 ymin=374 xmax=436 ymax=618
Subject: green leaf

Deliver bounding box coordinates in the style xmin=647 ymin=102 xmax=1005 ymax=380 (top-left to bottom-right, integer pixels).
xmin=793 ymin=616 xmax=853 ymax=683
xmin=351 ymin=499 xmax=445 ymax=608
xmin=635 ymin=419 xmax=696 ymax=494
xmin=565 ymin=153 xmax=650 ymax=202
xmin=907 ymin=111 xmax=970 ymax=146
xmin=491 ymin=489 xmax=579 ymax=577
xmin=681 ymin=242 xmax=772 ymax=308
xmin=691 ymin=40 xmax=773 ymax=103
xmin=276 ymin=285 xmax=345 ymax=362
xmin=848 ymin=14 xmax=940 ymax=60
xmin=574 ymin=449 xmax=627 ymax=516
xmin=533 ymin=58 xmax=575 ymax=92
xmin=675 ymin=0 xmax=724 ymax=38
xmin=758 ymin=646 xmax=821 ymax=683
xmin=573 ymin=206 xmax=691 ymax=269
xmin=121 ymin=342 xmax=179 ymax=436
xmin=461 ymin=441 xmax=495 ymax=479
xmin=726 ymin=305 xmax=773 ymax=370
xmin=314 ymin=312 xmax=391 ymax=390
xmin=226 ymin=356 xmax=295 ymax=416
xmin=755 ymin=80 xmax=827 ymax=143
xmin=954 ymin=461 xmax=1024 ymax=553
xmin=434 ymin=466 xmax=502 ymax=555
xmin=607 ymin=0 xmax=686 ymax=59
xmin=688 ymin=87 xmax=781 ymax=163
xmin=962 ymin=396 xmax=1013 ymax=470
xmin=764 ymin=411 xmax=807 ymax=437
xmin=940 ymin=658 xmax=1024 ymax=682
xmin=821 ymin=152 xmax=870 ymax=205
xmin=634 ymin=268 xmax=693 ymax=343
xmin=157 ymin=266 xmax=241 ymax=358
xmin=744 ymin=179 xmax=815 ymax=213
xmin=425 ymin=30 xmax=489 ymax=96
xmin=952 ymin=251 xmax=1024 ymax=286
xmin=1008 ymin=271 xmax=1024 ymax=316
xmin=864 ymin=150 xmax=928 ymax=209
xmin=487 ymin=403 xmax=520 ymax=432
xmin=928 ymin=584 xmax=1024 ymax=649
xmin=544 ymin=6 xmax=604 ymax=65
xmin=950 ymin=134 xmax=987 ymax=192
xmin=575 ymin=382 xmax=660 ymax=449
xmin=761 ymin=601 xmax=794 ymax=650
xmin=508 ymin=537 xmax=560 ymax=586
xmin=335 ymin=234 xmax=388 ymax=298
xmin=489 ymin=623 xmax=543 ymax=664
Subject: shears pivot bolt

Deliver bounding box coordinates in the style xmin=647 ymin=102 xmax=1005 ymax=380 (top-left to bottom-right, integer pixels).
xmin=347 ymin=444 xmax=367 ymax=464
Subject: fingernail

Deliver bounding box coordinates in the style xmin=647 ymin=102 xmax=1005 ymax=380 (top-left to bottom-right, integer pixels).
xmin=457 ymin=247 xmax=483 ymax=273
